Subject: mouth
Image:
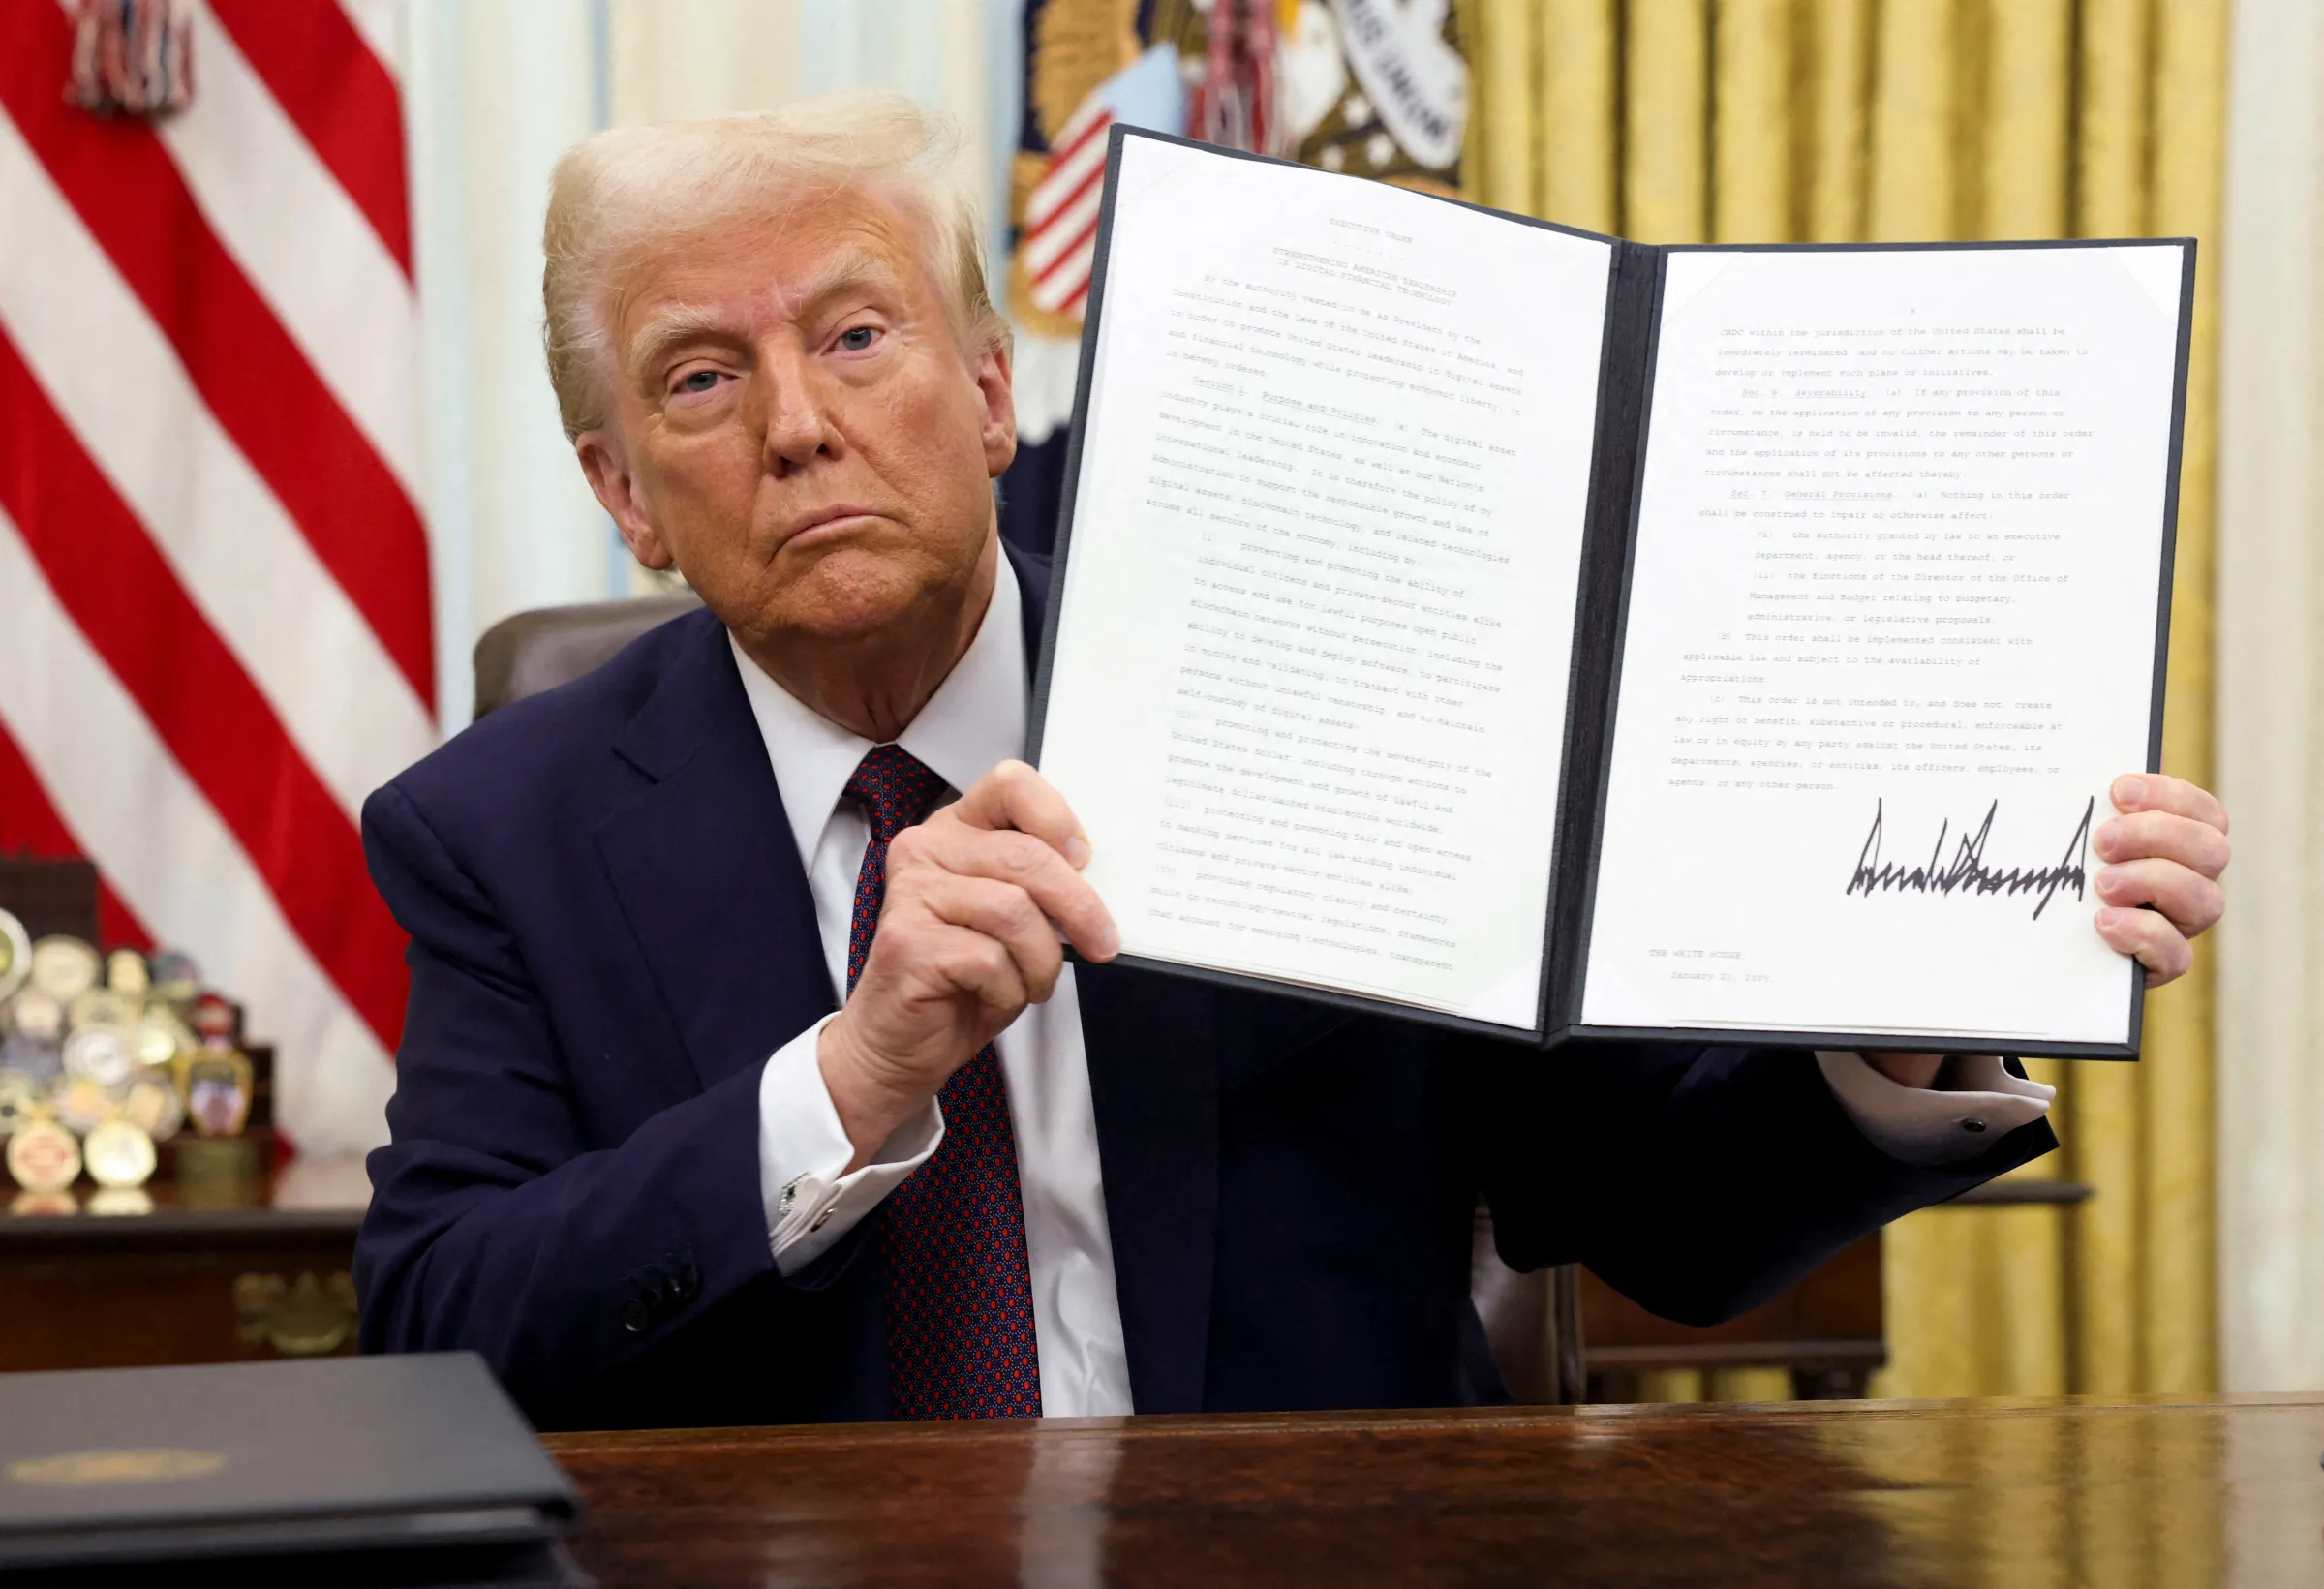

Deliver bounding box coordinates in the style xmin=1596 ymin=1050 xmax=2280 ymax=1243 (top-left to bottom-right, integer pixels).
xmin=781 ymin=507 xmax=886 ymax=549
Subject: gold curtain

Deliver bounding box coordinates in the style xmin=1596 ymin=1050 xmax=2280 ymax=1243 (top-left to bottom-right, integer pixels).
xmin=1461 ymin=0 xmax=2229 ymax=1398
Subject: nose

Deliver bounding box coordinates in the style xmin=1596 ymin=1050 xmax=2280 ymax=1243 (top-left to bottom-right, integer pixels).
xmin=757 ymin=340 xmax=837 ymax=476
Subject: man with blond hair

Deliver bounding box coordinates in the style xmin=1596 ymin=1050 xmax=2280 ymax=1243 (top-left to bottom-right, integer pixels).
xmin=354 ymin=98 xmax=2230 ymax=1429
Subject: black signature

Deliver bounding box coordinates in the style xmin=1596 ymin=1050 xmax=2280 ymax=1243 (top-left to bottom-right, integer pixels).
xmin=1844 ymin=797 xmax=2095 ymax=921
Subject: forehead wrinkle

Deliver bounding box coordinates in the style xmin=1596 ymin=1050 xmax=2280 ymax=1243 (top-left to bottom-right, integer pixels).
xmin=623 ymin=244 xmax=912 ymax=377
xmin=626 ymin=301 xmax=738 ymax=376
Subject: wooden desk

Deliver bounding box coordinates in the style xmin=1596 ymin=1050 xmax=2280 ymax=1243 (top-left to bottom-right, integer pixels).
xmin=0 ymin=1154 xmax=366 ymax=1371
xmin=548 ymin=1395 xmax=2324 ymax=1585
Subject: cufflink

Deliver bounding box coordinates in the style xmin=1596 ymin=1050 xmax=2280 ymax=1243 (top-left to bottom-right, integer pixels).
xmin=810 ymin=1207 xmax=833 ymax=1233
xmin=779 ymin=1176 xmax=803 ymax=1217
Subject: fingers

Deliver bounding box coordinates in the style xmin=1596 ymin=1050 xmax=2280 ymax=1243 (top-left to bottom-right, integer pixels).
xmin=2093 ymin=809 xmax=2230 ymax=879
xmin=910 ymin=873 xmax=1067 ymax=1003
xmin=948 ymin=760 xmax=1091 ymax=867
xmin=2095 ymin=904 xmax=2193 ymax=988
xmin=2093 ymin=856 xmax=2224 ymax=939
xmin=2109 ymin=773 xmax=2228 ymax=836
xmin=902 ymin=770 xmax=1119 ymax=963
xmin=914 ymin=921 xmax=1030 ymax=1013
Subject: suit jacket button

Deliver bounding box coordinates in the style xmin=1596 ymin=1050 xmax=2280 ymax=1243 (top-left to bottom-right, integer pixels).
xmin=620 ymin=1266 xmax=670 ymax=1333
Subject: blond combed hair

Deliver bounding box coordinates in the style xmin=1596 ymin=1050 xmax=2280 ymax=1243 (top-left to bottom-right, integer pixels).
xmin=541 ymin=94 xmax=1008 ymax=441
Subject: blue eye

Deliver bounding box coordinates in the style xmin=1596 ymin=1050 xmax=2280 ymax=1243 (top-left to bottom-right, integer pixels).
xmin=677 ymin=370 xmax=721 ymax=394
xmin=838 ymin=325 xmax=878 ymax=351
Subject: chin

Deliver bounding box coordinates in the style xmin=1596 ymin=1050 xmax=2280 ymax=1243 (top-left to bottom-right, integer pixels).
xmin=766 ymin=546 xmax=939 ymax=645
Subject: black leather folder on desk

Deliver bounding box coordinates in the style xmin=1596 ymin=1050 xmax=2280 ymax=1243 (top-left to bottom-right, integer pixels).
xmin=0 ymin=1353 xmax=583 ymax=1584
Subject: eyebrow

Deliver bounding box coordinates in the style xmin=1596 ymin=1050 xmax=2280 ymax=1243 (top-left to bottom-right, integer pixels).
xmin=625 ymin=249 xmax=905 ymax=379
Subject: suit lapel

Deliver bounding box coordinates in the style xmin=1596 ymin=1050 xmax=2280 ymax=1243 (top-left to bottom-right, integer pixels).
xmin=593 ymin=543 xmax=1049 ymax=1093
xmin=1014 ymin=540 xmax=1223 ymax=1415
xmin=595 ymin=612 xmax=835 ymax=1094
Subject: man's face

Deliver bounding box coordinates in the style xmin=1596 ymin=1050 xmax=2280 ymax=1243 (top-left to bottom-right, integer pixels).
xmin=577 ymin=187 xmax=1016 ymax=654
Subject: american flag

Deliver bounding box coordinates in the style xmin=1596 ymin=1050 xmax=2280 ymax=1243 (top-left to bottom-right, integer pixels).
xmin=1021 ymin=93 xmax=1112 ymax=319
xmin=0 ymin=0 xmax=429 ymax=1154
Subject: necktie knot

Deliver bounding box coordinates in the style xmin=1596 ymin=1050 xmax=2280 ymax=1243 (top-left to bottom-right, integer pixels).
xmin=843 ymin=744 xmax=946 ymax=842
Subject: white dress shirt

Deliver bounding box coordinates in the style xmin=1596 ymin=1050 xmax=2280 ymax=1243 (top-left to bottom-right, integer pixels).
xmin=733 ymin=558 xmax=2054 ymax=1418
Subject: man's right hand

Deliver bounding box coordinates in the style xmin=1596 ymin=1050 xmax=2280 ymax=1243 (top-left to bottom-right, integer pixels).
xmin=817 ymin=759 xmax=1118 ymax=1170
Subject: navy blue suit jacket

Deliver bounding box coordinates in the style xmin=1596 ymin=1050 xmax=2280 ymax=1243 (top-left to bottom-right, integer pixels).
xmin=355 ymin=542 xmax=2053 ymax=1430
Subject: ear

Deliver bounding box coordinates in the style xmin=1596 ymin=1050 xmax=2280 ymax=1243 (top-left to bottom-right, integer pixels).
xmin=576 ymin=430 xmax=674 ymax=571
xmin=975 ymin=341 xmax=1019 ymax=480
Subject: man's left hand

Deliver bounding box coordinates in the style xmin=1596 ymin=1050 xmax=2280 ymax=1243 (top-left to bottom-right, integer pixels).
xmin=1865 ymin=772 xmax=2229 ymax=1089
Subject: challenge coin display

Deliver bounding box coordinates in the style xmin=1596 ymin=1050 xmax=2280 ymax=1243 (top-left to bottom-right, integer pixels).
xmin=0 ymin=912 xmax=270 ymax=1202
xmin=0 ymin=908 xmax=28 ymax=1002
xmin=6 ymin=1116 xmax=80 ymax=1194
xmin=82 ymin=1120 xmax=157 ymax=1190
xmin=26 ymin=936 xmax=100 ymax=1003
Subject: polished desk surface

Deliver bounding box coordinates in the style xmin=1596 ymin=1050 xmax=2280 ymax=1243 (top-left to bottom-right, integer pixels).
xmin=546 ymin=1393 xmax=2324 ymax=1587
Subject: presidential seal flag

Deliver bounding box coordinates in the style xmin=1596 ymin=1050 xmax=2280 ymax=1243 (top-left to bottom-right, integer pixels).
xmin=0 ymin=0 xmax=429 ymax=1153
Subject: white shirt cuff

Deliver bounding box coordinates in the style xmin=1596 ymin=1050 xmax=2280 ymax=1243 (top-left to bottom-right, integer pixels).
xmin=757 ymin=1013 xmax=944 ymax=1273
xmin=1814 ymin=1051 xmax=2055 ymax=1168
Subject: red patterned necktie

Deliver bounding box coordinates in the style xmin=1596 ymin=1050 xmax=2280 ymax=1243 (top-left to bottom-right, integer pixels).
xmin=842 ymin=743 xmax=1042 ymax=1419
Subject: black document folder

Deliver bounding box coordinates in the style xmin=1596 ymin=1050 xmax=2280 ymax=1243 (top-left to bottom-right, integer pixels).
xmin=0 ymin=1354 xmax=583 ymax=1582
xmin=1028 ymin=128 xmax=2191 ymax=1060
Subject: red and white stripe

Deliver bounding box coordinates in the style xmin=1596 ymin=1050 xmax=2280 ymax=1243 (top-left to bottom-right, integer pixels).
xmin=0 ymin=1 xmax=430 ymax=1154
xmin=1023 ymin=95 xmax=1113 ymax=318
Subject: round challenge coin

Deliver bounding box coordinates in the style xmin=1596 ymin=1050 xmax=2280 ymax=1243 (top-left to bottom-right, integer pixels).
xmin=105 ymin=948 xmax=149 ymax=998
xmin=0 ymin=1032 xmax=61 ymax=1084
xmin=121 ymin=1074 xmax=183 ymax=1143
xmin=0 ymin=909 xmax=28 ymax=1002
xmin=6 ymin=991 xmax=63 ymax=1043
xmin=0 ymin=1070 xmax=38 ymax=1137
xmin=133 ymin=1012 xmax=191 ymax=1070
xmin=61 ymin=1027 xmax=134 ymax=1089
xmin=66 ymin=987 xmax=138 ymax=1036
xmin=26 ymin=937 xmax=100 ymax=1004
xmin=147 ymin=949 xmax=199 ymax=1004
xmin=6 ymin=1118 xmax=79 ymax=1193
xmin=53 ymin=1077 xmax=118 ymax=1136
xmin=82 ymin=1120 xmax=156 ymax=1190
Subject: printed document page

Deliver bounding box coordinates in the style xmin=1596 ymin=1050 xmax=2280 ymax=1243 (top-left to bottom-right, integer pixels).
xmin=1581 ymin=246 xmax=2183 ymax=1043
xmin=1037 ymin=137 xmax=1613 ymax=1027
